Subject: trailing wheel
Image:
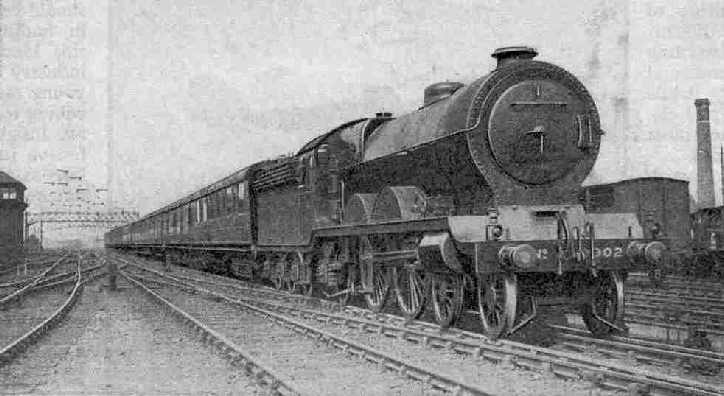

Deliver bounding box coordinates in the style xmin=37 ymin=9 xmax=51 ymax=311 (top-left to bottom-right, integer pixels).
xmin=477 ymin=273 xmax=517 ymax=339
xmin=580 ymin=271 xmax=625 ymax=337
xmin=430 ymin=273 xmax=464 ymax=328
xmin=392 ymin=263 xmax=427 ymax=320
xmin=359 ymin=236 xmax=390 ymax=312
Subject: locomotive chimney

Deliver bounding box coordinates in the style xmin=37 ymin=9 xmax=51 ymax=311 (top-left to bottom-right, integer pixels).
xmin=491 ymin=46 xmax=538 ymax=69
xmin=696 ymin=98 xmax=715 ymax=208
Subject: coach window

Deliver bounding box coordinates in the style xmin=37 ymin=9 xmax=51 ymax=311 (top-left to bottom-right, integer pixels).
xmin=237 ymin=181 xmax=247 ymax=212
xmin=178 ymin=208 xmax=184 ymax=233
xmin=219 ymin=190 xmax=227 ymax=217
xmin=209 ymin=194 xmax=216 ymax=219
xmin=208 ymin=194 xmax=214 ymax=219
xmin=180 ymin=209 xmax=184 ymax=234
xmin=213 ymin=191 xmax=220 ymax=218
xmin=215 ymin=191 xmax=222 ymax=218
xmin=227 ymin=186 xmax=235 ymax=214
xmin=187 ymin=204 xmax=194 ymax=228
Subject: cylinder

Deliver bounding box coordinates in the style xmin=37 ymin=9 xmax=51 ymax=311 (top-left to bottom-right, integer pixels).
xmin=696 ymin=99 xmax=715 ymax=208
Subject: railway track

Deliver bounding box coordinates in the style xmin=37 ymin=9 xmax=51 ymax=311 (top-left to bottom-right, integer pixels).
xmin=0 ymin=252 xmax=109 ymax=367
xmin=0 ymin=252 xmax=71 ymax=303
xmin=628 ymin=275 xmax=723 ymax=299
xmin=625 ymin=303 xmax=724 ymax=336
xmin=0 ymin=258 xmax=82 ymax=365
xmin=551 ymin=325 xmax=723 ymax=380
xmin=0 ymin=252 xmax=68 ymax=280
xmin=121 ymin=266 xmax=500 ymax=396
xmin=627 ymin=290 xmax=724 ymax=312
xmin=118 ymin=255 xmax=724 ymax=396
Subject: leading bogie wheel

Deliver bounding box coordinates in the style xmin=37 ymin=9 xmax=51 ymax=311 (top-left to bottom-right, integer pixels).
xmin=359 ymin=236 xmax=390 ymax=312
xmin=580 ymin=271 xmax=625 ymax=337
xmin=392 ymin=264 xmax=427 ymax=320
xmin=430 ymin=273 xmax=464 ymax=328
xmin=477 ymin=273 xmax=517 ymax=339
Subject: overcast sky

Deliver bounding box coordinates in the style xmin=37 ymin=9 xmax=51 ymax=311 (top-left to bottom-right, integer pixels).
xmin=105 ymin=0 xmax=724 ymax=214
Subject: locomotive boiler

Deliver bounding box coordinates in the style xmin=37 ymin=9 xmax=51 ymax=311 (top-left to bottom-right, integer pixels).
xmin=107 ymin=46 xmax=665 ymax=339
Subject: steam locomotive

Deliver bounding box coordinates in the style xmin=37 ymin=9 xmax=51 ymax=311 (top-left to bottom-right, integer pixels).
xmin=106 ymin=46 xmax=665 ymax=338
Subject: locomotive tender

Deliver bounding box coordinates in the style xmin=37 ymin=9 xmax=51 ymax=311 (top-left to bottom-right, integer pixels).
xmin=106 ymin=47 xmax=665 ymax=338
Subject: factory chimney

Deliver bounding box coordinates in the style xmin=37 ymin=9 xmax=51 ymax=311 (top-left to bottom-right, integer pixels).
xmin=696 ymin=98 xmax=715 ymax=208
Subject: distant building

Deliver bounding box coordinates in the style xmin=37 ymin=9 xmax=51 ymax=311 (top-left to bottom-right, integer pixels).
xmin=0 ymin=171 xmax=28 ymax=262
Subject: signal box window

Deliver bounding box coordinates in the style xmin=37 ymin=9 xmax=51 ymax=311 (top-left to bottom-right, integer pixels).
xmin=0 ymin=188 xmax=17 ymax=200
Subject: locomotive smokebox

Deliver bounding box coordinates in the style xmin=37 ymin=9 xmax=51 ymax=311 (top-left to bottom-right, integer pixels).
xmin=423 ymin=81 xmax=464 ymax=107
xmin=696 ymin=98 xmax=715 ymax=208
xmin=491 ymin=46 xmax=538 ymax=68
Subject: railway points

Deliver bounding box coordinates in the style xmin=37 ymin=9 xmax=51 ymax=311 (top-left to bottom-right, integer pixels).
xmin=0 ymin=268 xmax=267 ymax=395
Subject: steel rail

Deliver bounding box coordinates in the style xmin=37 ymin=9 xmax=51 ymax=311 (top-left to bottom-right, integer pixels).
xmin=122 ymin=261 xmax=723 ymax=396
xmin=625 ymin=309 xmax=724 ymax=334
xmin=627 ymin=303 xmax=724 ymax=323
xmin=627 ymin=292 xmax=724 ymax=311
xmin=629 ymin=274 xmax=723 ymax=289
xmin=31 ymin=264 xmax=106 ymax=289
xmin=0 ymin=252 xmax=70 ymax=306
xmin=551 ymin=325 xmax=724 ymax=368
xmin=120 ymin=272 xmax=306 ymax=396
xmin=0 ymin=256 xmax=60 ymax=277
xmin=623 ymin=317 xmax=724 ymax=338
xmin=122 ymin=269 xmax=495 ymax=396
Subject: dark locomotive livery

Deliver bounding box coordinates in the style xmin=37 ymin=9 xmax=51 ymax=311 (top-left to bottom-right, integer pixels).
xmin=0 ymin=171 xmax=28 ymax=265
xmin=106 ymin=47 xmax=665 ymax=338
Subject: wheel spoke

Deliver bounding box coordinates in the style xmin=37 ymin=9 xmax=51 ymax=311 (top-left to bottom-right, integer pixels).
xmin=477 ymin=273 xmax=517 ymax=339
xmin=431 ymin=274 xmax=463 ymax=328
xmin=393 ymin=264 xmax=426 ymax=319
xmin=360 ymin=236 xmax=389 ymax=312
xmin=581 ymin=271 xmax=625 ymax=337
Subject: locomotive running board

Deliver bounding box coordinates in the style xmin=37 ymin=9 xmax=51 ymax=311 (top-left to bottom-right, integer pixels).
xmin=314 ymin=217 xmax=451 ymax=238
